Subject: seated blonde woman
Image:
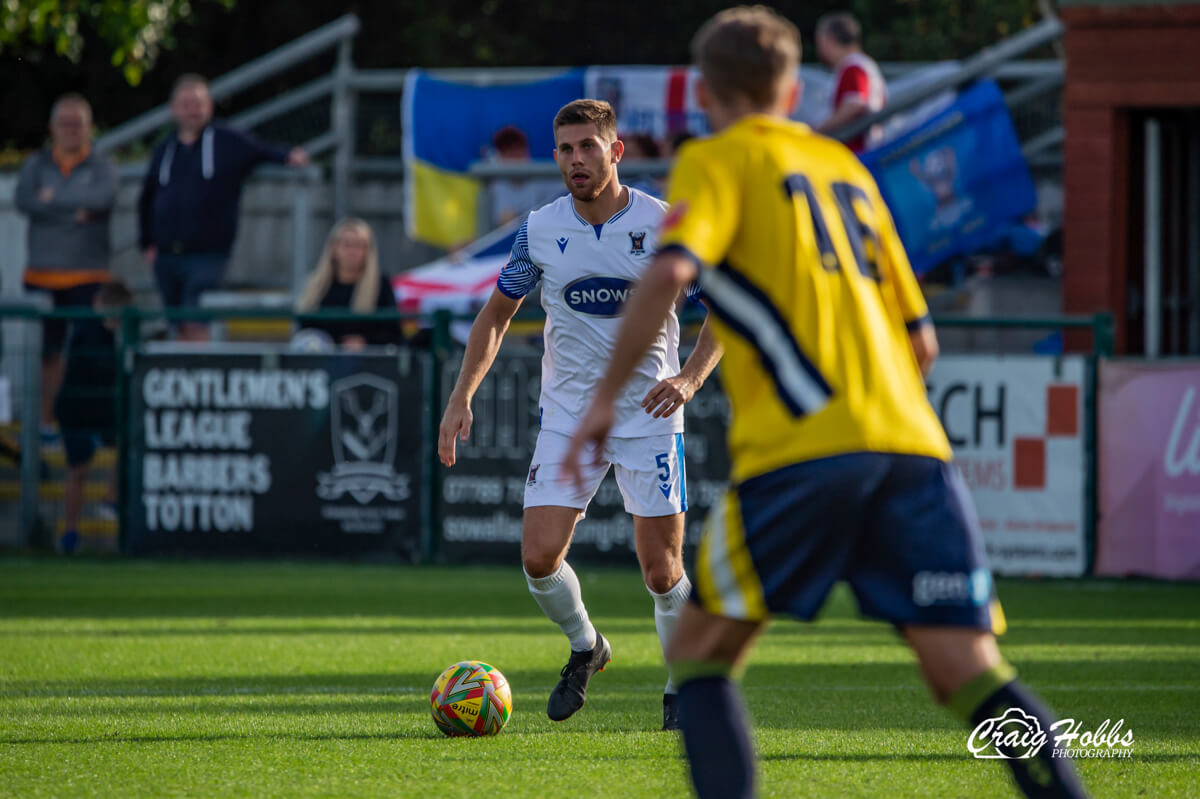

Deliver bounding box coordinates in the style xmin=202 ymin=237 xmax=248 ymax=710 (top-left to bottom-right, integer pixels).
xmin=296 ymin=218 xmax=398 ymax=350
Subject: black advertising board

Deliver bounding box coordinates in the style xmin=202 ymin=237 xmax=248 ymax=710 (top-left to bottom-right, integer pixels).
xmin=126 ymin=349 xmax=425 ymax=557
xmin=437 ymin=349 xmax=732 ymax=563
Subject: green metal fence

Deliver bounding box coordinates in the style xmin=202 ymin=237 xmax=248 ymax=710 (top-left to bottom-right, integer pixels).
xmin=0 ymin=303 xmax=1114 ymax=568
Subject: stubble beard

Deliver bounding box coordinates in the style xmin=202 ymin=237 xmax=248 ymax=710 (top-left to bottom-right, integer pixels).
xmin=566 ymin=168 xmax=612 ymax=203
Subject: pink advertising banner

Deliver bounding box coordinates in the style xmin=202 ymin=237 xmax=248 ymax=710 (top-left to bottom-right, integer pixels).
xmin=1096 ymin=361 xmax=1200 ymax=580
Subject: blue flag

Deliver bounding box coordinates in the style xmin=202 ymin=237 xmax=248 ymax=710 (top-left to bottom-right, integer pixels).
xmin=860 ymin=79 xmax=1036 ymax=275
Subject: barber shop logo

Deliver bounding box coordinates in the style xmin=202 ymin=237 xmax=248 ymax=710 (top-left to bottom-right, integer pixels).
xmin=316 ymin=374 xmax=410 ymax=504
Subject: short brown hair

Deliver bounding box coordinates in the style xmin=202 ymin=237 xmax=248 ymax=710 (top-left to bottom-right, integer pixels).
xmin=553 ymin=99 xmax=618 ymax=142
xmin=816 ymin=12 xmax=862 ymax=47
xmin=691 ymin=6 xmax=802 ymax=107
xmin=171 ymin=73 xmax=209 ymax=99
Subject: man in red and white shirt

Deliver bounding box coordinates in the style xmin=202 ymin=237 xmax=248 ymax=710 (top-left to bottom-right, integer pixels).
xmin=815 ymin=12 xmax=887 ymax=153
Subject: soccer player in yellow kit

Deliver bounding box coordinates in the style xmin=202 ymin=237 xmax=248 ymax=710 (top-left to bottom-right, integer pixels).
xmin=564 ymin=6 xmax=1087 ymax=799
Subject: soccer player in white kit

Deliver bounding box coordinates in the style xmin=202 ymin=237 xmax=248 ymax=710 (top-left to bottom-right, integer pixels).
xmin=438 ymin=99 xmax=723 ymax=730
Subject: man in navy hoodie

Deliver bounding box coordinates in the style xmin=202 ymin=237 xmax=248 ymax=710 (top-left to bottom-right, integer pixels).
xmin=138 ymin=74 xmax=309 ymax=341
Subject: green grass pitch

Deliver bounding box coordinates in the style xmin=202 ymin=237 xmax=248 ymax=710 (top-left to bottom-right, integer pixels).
xmin=1 ymin=560 xmax=1197 ymax=798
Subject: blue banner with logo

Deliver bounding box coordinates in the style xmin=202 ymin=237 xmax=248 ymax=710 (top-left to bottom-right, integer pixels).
xmin=859 ymin=79 xmax=1036 ymax=275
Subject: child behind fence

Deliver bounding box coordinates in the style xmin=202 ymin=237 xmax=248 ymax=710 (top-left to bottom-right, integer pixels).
xmin=54 ymin=280 xmax=133 ymax=553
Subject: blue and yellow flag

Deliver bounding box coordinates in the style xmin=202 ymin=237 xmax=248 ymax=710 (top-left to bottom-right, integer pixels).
xmin=402 ymin=69 xmax=585 ymax=249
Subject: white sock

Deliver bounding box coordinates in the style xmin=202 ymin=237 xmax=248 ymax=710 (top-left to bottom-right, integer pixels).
xmin=648 ymin=572 xmax=692 ymax=694
xmin=525 ymin=561 xmax=597 ymax=652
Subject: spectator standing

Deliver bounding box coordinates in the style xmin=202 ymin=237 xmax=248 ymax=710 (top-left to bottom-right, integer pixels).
xmin=15 ymin=94 xmax=118 ymax=444
xmin=55 ymin=280 xmax=133 ymax=554
xmin=138 ymin=74 xmax=309 ymax=341
xmin=815 ymin=12 xmax=887 ymax=153
xmin=296 ymin=219 xmax=398 ymax=351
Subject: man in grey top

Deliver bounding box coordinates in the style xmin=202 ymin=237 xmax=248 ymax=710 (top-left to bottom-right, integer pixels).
xmin=15 ymin=94 xmax=118 ymax=443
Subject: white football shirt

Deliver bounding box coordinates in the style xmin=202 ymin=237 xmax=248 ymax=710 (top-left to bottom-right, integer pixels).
xmin=497 ymin=187 xmax=698 ymax=438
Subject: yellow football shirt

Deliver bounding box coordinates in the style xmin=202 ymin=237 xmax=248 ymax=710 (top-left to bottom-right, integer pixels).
xmin=659 ymin=114 xmax=952 ymax=483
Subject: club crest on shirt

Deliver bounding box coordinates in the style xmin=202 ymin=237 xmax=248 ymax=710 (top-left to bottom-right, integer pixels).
xmin=629 ymin=231 xmax=647 ymax=255
xmin=527 ymin=464 xmax=540 ymax=485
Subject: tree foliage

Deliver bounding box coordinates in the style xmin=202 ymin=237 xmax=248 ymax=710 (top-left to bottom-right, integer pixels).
xmin=0 ymin=0 xmax=232 ymax=84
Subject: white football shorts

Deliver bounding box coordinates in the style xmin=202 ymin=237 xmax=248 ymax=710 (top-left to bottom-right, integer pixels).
xmin=523 ymin=430 xmax=688 ymax=518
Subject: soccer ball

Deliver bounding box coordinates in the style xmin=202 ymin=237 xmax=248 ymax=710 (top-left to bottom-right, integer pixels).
xmin=430 ymin=661 xmax=513 ymax=737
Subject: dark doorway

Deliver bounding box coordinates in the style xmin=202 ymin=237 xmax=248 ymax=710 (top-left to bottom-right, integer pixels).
xmin=1126 ymin=109 xmax=1200 ymax=355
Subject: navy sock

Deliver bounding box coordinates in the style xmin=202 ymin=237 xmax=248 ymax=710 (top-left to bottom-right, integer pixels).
xmin=677 ymin=676 xmax=755 ymax=799
xmin=963 ymin=677 xmax=1088 ymax=799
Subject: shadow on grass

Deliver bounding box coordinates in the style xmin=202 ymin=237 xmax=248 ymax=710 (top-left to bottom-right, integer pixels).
xmin=6 ymin=621 xmax=1197 ymax=651
xmin=4 ymin=663 xmax=912 ymax=702
xmin=2 ymin=562 xmax=1198 ymax=623
xmin=4 ymin=659 xmax=1193 ymax=699
xmin=760 ymin=752 xmax=1200 ymax=763
xmin=2 ymin=620 xmax=652 ymax=639
xmin=4 ymin=659 xmax=1194 ymax=732
xmin=6 ymin=729 xmax=1196 ymax=771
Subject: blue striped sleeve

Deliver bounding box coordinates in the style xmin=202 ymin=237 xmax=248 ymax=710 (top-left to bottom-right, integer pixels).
xmin=496 ymin=220 xmax=542 ymax=299
xmin=684 ymin=280 xmax=704 ymax=305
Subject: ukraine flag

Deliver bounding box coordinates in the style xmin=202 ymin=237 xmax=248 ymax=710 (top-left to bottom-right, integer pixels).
xmin=402 ymin=69 xmax=585 ymax=249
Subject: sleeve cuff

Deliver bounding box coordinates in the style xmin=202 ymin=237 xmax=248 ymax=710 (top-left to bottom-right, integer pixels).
xmin=905 ymin=313 xmax=932 ymax=332
xmin=495 ymin=281 xmax=525 ymax=300
xmin=656 ymin=243 xmax=708 ymax=269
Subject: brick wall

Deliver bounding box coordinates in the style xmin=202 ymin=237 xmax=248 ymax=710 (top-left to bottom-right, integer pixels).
xmin=1062 ymin=4 xmax=1200 ymax=352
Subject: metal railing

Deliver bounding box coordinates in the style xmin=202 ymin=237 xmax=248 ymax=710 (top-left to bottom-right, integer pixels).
xmin=87 ymin=10 xmax=1066 ymax=218
xmin=460 ymin=19 xmax=1067 ymax=224
xmin=95 ymin=14 xmax=361 ymax=219
xmin=834 ymin=15 xmax=1065 ymax=144
xmin=95 ymin=14 xmax=361 ymax=152
xmin=53 ymin=8 xmax=1068 ymax=274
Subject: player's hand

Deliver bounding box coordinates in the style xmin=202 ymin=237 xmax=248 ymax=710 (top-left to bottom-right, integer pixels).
xmin=438 ymin=396 xmax=473 ymax=467
xmin=287 ymin=147 xmax=310 ymax=167
xmin=642 ymin=375 xmax=697 ymax=418
xmin=563 ymin=400 xmax=614 ymax=493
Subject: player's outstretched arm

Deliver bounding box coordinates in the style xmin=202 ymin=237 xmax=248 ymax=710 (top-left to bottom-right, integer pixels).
xmin=438 ymin=289 xmax=522 ymax=467
xmin=642 ymin=311 xmax=724 ymax=419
